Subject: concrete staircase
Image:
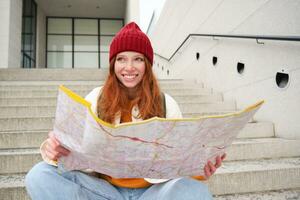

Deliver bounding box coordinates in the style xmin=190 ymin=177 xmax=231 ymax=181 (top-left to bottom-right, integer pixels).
xmin=0 ymin=69 xmax=299 ymax=200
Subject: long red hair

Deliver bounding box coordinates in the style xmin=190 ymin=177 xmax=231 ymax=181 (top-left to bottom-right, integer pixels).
xmin=97 ymin=56 xmax=163 ymax=123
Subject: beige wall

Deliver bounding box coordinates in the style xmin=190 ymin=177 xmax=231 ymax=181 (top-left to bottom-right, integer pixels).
xmin=0 ymin=0 xmax=11 ymax=68
xmin=8 ymin=0 xmax=22 ymax=68
xmin=125 ymin=0 xmax=140 ymax=25
xmin=152 ymin=0 xmax=300 ymax=139
xmin=0 ymin=0 xmax=22 ymax=68
xmin=36 ymin=6 xmax=46 ymax=68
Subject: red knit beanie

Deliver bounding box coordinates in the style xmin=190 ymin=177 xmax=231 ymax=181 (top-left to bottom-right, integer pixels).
xmin=109 ymin=22 xmax=153 ymax=65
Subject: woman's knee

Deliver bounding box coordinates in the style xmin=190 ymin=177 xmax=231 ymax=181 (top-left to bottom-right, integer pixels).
xmin=160 ymin=178 xmax=212 ymax=200
xmin=25 ymin=162 xmax=57 ymax=189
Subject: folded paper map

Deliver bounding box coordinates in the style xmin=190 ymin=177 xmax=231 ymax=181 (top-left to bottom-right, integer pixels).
xmin=54 ymin=85 xmax=264 ymax=179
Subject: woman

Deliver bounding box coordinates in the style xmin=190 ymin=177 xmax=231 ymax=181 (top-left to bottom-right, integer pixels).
xmin=25 ymin=22 xmax=225 ymax=200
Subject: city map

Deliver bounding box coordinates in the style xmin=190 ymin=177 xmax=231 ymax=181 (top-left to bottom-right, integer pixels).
xmin=53 ymin=85 xmax=263 ymax=179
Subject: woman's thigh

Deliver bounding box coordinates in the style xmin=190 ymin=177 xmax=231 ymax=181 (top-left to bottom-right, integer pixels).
xmin=25 ymin=162 xmax=124 ymax=200
xmin=139 ymin=178 xmax=213 ymax=200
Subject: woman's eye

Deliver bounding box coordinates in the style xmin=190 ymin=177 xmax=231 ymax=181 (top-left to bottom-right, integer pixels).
xmin=135 ymin=57 xmax=144 ymax=62
xmin=117 ymin=57 xmax=125 ymax=62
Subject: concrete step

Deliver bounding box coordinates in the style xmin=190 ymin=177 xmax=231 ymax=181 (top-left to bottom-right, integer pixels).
xmin=1 ymin=138 xmax=298 ymax=174
xmin=0 ymin=80 xmax=203 ymax=89
xmin=0 ymin=148 xmax=41 ymax=174
xmin=0 ymin=174 xmax=29 ymax=200
xmin=0 ymin=101 xmax=236 ymax=118
xmin=0 ymin=69 xmax=109 ymax=81
xmin=0 ymin=82 xmax=204 ymax=91
xmin=0 ymin=112 xmax=272 ymax=133
xmin=0 ymin=122 xmax=274 ymax=149
xmin=0 ymin=117 xmax=54 ymax=132
xmin=0 ymin=94 xmax=223 ymax=106
xmin=207 ymin=157 xmax=300 ymax=195
xmin=214 ymin=189 xmax=300 ymax=200
xmin=0 ymin=130 xmax=48 ymax=149
xmin=1 ymin=157 xmax=300 ymax=199
xmin=0 ymin=109 xmax=242 ymax=132
xmin=237 ymin=121 xmax=274 ymax=138
xmin=0 ymin=88 xmax=213 ymax=98
xmin=180 ymin=101 xmax=236 ymax=113
xmin=226 ymin=138 xmax=300 ymax=161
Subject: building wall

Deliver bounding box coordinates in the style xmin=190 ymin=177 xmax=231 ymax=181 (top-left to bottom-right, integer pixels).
xmin=36 ymin=5 xmax=46 ymax=68
xmin=8 ymin=0 xmax=22 ymax=68
xmin=0 ymin=0 xmax=11 ymax=68
xmin=125 ymin=0 xmax=140 ymax=25
xmin=0 ymin=0 xmax=22 ymax=68
xmin=151 ymin=0 xmax=300 ymax=139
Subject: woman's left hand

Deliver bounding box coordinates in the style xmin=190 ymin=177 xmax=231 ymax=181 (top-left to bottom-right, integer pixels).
xmin=204 ymin=153 xmax=226 ymax=179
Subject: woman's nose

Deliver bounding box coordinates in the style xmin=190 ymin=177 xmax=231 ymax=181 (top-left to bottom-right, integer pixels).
xmin=124 ymin=60 xmax=135 ymax=70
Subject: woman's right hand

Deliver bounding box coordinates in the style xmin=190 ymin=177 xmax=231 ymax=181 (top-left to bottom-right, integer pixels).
xmin=44 ymin=131 xmax=70 ymax=161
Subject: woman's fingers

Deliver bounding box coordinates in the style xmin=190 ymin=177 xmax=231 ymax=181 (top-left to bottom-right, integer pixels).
xmin=45 ymin=131 xmax=70 ymax=160
xmin=204 ymin=153 xmax=226 ymax=179
xmin=214 ymin=153 xmax=226 ymax=168
xmin=221 ymin=153 xmax=226 ymax=160
xmin=208 ymin=161 xmax=216 ymax=174
xmin=44 ymin=141 xmax=60 ymax=160
xmin=204 ymin=161 xmax=217 ymax=179
xmin=204 ymin=164 xmax=211 ymax=178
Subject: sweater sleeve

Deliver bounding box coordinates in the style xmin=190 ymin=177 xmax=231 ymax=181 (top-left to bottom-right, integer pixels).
xmin=164 ymin=93 xmax=183 ymax=119
xmin=84 ymin=87 xmax=102 ymax=114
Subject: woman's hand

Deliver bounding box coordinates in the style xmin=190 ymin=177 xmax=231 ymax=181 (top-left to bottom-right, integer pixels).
xmin=204 ymin=153 xmax=226 ymax=179
xmin=44 ymin=131 xmax=70 ymax=161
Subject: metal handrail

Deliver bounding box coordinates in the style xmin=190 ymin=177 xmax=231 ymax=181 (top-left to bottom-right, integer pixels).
xmin=154 ymin=34 xmax=300 ymax=62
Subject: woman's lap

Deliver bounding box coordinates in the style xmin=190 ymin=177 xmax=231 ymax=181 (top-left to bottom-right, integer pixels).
xmin=25 ymin=162 xmax=212 ymax=200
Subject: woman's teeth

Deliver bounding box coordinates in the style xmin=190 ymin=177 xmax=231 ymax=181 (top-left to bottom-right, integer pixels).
xmin=123 ymin=74 xmax=137 ymax=79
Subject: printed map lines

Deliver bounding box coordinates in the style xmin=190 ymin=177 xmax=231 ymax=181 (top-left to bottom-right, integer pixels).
xmin=97 ymin=123 xmax=174 ymax=149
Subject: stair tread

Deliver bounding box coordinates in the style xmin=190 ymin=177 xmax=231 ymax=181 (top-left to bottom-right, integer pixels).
xmin=1 ymin=157 xmax=299 ymax=188
xmin=217 ymin=157 xmax=300 ymax=174
xmin=214 ymin=188 xmax=300 ymax=200
xmin=0 ymin=148 xmax=39 ymax=155
xmin=0 ymin=101 xmax=233 ymax=108
xmin=1 ymin=137 xmax=299 ymax=157
xmin=0 ymin=174 xmax=25 ymax=188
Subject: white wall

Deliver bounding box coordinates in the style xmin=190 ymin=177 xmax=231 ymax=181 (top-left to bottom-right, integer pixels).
xmin=125 ymin=0 xmax=140 ymax=25
xmin=0 ymin=0 xmax=11 ymax=68
xmin=139 ymin=0 xmax=166 ymax=34
xmin=8 ymin=0 xmax=22 ymax=68
xmin=152 ymin=0 xmax=300 ymax=139
xmin=36 ymin=5 xmax=46 ymax=68
xmin=0 ymin=0 xmax=22 ymax=68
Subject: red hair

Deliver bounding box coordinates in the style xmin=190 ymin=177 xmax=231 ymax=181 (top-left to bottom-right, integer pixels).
xmin=97 ymin=57 xmax=163 ymax=123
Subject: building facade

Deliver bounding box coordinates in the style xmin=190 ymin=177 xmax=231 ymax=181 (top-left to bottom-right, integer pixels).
xmin=0 ymin=0 xmax=141 ymax=69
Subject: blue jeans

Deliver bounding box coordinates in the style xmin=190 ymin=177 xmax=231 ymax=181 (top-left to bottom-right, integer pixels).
xmin=25 ymin=162 xmax=213 ymax=200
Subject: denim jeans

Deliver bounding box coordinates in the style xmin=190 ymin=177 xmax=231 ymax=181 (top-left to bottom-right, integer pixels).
xmin=25 ymin=162 xmax=213 ymax=200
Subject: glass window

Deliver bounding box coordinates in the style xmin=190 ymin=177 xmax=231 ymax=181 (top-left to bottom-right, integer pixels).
xmin=24 ymin=17 xmax=32 ymax=33
xmin=100 ymin=52 xmax=109 ymax=68
xmin=47 ymin=52 xmax=72 ymax=68
xmin=74 ymin=36 xmax=98 ymax=51
xmin=48 ymin=18 xmax=72 ymax=34
xmin=100 ymin=20 xmax=123 ymax=35
xmin=46 ymin=17 xmax=123 ymax=68
xmin=23 ymin=35 xmax=32 ymax=51
xmin=74 ymin=53 xmax=98 ymax=68
xmin=100 ymin=36 xmax=113 ymax=51
xmin=23 ymin=0 xmax=32 ymax=16
xmin=48 ymin=35 xmax=72 ymax=51
xmin=74 ymin=19 xmax=98 ymax=35
xmin=21 ymin=0 xmax=36 ymax=68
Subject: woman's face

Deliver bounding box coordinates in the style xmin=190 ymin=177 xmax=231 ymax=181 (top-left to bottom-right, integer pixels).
xmin=114 ymin=51 xmax=146 ymax=89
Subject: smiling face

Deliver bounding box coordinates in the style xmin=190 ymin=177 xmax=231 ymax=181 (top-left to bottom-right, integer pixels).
xmin=114 ymin=51 xmax=146 ymax=90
